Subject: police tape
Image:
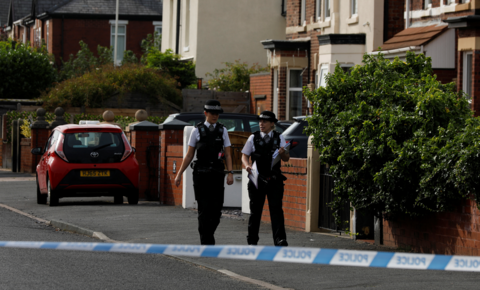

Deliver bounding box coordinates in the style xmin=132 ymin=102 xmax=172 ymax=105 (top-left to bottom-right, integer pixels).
xmin=1 ymin=241 xmax=480 ymax=272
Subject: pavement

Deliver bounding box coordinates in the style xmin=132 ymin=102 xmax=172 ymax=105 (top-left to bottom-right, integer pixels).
xmin=1 ymin=168 xmax=480 ymax=289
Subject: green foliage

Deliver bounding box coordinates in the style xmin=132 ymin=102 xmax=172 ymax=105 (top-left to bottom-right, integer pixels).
xmin=206 ymin=60 xmax=269 ymax=92
xmin=121 ymin=50 xmax=138 ymax=65
xmin=140 ymin=31 xmax=162 ymax=64
xmin=304 ymin=52 xmax=478 ymax=221
xmin=4 ymin=110 xmax=55 ymax=144
xmin=58 ymin=41 xmax=114 ymax=81
xmin=41 ymin=63 xmax=181 ymax=110
xmin=0 ymin=41 xmax=56 ymax=98
xmin=145 ymin=48 xmax=196 ymax=89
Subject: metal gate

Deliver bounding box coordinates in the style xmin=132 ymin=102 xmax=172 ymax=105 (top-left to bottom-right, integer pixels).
xmin=318 ymin=164 xmax=350 ymax=232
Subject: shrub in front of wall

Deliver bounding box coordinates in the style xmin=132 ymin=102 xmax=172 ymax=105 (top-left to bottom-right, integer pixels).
xmin=304 ymin=51 xmax=479 ymax=222
xmin=145 ymin=48 xmax=196 ymax=89
xmin=206 ymin=60 xmax=270 ymax=92
xmin=0 ymin=42 xmax=56 ymax=98
xmin=41 ymin=63 xmax=181 ymax=110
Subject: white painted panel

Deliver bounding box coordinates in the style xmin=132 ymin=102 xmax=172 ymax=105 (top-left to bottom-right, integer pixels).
xmin=242 ymin=169 xmax=250 ymax=213
xmin=425 ymin=28 xmax=455 ymax=69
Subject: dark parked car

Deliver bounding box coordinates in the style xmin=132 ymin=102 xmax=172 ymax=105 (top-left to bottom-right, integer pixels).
xmin=282 ymin=116 xmax=309 ymax=158
xmin=163 ymin=112 xmax=288 ymax=133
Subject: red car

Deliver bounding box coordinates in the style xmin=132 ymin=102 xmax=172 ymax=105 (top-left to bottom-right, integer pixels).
xmin=32 ymin=124 xmax=139 ymax=206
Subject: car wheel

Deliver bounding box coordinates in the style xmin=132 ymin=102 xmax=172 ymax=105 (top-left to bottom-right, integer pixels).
xmin=47 ymin=177 xmax=59 ymax=207
xmin=127 ymin=190 xmax=139 ymax=205
xmin=36 ymin=176 xmax=47 ymax=205
xmin=114 ymin=195 xmax=124 ymax=204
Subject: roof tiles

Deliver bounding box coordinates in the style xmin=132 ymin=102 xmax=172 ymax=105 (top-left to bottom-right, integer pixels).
xmin=381 ymin=24 xmax=448 ymax=51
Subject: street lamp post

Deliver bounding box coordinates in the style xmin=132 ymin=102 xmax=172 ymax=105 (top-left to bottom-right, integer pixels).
xmin=113 ymin=0 xmax=119 ymax=66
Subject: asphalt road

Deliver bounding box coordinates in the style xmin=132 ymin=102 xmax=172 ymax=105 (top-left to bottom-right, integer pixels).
xmin=1 ymin=170 xmax=479 ymax=289
xmin=0 ymin=206 xmax=264 ymax=290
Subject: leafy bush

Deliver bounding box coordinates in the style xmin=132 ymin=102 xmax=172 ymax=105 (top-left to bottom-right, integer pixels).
xmin=145 ymin=48 xmax=196 ymax=89
xmin=140 ymin=31 xmax=162 ymax=64
xmin=0 ymin=41 xmax=56 ymax=98
xmin=304 ymin=52 xmax=479 ymax=221
xmin=206 ymin=60 xmax=269 ymax=92
xmin=41 ymin=63 xmax=181 ymax=110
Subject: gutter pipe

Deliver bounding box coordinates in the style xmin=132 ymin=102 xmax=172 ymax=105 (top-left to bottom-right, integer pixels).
xmin=406 ymin=0 xmax=410 ymax=29
xmin=175 ymin=0 xmax=181 ymax=54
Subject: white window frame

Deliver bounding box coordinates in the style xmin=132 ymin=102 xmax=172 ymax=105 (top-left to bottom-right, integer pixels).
xmin=324 ymin=0 xmax=331 ymax=20
xmin=184 ymin=0 xmax=190 ymax=51
xmin=319 ymin=65 xmax=328 ymax=87
xmin=109 ymin=20 xmax=128 ymax=65
xmin=463 ymin=51 xmax=473 ymax=103
xmin=461 ymin=0 xmax=471 ymax=3
xmin=424 ymin=0 xmax=432 ymax=9
xmin=153 ymin=21 xmax=162 ymax=35
xmin=351 ymin=0 xmax=358 ymax=17
xmin=316 ymin=0 xmax=321 ymax=21
xmin=46 ymin=20 xmax=49 ymax=51
xmin=301 ymin=0 xmax=306 ymax=25
xmin=287 ymin=69 xmax=304 ymax=120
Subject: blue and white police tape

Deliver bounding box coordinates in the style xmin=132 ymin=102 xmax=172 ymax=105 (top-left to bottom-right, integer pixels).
xmin=1 ymin=241 xmax=480 ymax=272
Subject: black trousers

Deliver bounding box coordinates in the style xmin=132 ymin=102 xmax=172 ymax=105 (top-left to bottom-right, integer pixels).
xmin=193 ymin=171 xmax=225 ymax=245
xmin=247 ymin=179 xmax=287 ymax=245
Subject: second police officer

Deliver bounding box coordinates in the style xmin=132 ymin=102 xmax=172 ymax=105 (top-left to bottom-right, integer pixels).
xmin=241 ymin=111 xmax=290 ymax=246
xmin=175 ymin=100 xmax=234 ymax=245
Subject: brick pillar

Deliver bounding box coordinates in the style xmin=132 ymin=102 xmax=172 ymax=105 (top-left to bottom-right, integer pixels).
xmin=31 ymin=108 xmax=51 ymax=173
xmin=129 ymin=119 xmax=160 ymax=201
xmin=158 ymin=119 xmax=189 ymax=204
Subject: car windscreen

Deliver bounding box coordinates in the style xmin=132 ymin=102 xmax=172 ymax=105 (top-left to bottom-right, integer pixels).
xmin=63 ymin=132 xmax=125 ymax=163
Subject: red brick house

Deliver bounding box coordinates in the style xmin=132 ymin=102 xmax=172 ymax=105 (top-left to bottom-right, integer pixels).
xmin=377 ymin=0 xmax=480 ymax=115
xmin=250 ymin=0 xmax=405 ymax=120
xmin=5 ymin=0 xmax=162 ymax=64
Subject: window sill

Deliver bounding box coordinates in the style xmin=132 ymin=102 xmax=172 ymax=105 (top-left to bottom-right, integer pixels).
xmin=456 ymin=2 xmax=470 ymax=12
xmin=347 ymin=15 xmax=359 ymax=25
xmin=286 ymin=25 xmax=306 ymax=34
xmin=183 ymin=47 xmax=189 ymax=52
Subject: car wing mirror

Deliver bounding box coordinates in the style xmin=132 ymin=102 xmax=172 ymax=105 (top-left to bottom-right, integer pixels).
xmin=31 ymin=147 xmax=43 ymax=155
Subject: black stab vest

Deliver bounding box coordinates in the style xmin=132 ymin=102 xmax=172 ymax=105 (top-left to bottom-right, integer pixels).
xmin=195 ymin=122 xmax=225 ymax=168
xmin=250 ymin=131 xmax=281 ymax=177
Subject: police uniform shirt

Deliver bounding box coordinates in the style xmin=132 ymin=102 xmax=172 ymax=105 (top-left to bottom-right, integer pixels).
xmin=241 ymin=131 xmax=287 ymax=156
xmin=188 ymin=121 xmax=232 ymax=148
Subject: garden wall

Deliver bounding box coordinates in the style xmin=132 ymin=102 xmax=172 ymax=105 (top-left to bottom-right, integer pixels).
xmin=261 ymin=158 xmax=308 ymax=231
xmin=384 ymin=199 xmax=480 ymax=256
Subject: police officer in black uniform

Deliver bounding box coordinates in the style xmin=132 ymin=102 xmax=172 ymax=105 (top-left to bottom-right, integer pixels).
xmin=175 ymin=100 xmax=234 ymax=245
xmin=241 ymin=111 xmax=290 ymax=246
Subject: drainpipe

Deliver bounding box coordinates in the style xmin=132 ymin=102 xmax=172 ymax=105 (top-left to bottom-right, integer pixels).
xmin=406 ymin=0 xmax=410 ymax=29
xmin=175 ymin=0 xmax=181 ymax=54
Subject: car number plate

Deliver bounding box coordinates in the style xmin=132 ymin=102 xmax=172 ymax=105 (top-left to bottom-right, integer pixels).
xmin=80 ymin=170 xmax=110 ymax=177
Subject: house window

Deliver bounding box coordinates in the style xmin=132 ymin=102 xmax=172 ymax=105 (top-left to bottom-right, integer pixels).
xmin=45 ymin=20 xmax=49 ymax=51
xmin=351 ymin=0 xmax=358 ymax=16
xmin=446 ymin=0 xmax=455 ymax=4
xmin=154 ymin=22 xmax=162 ymax=35
xmin=316 ymin=0 xmax=321 ymax=21
xmin=301 ymin=0 xmax=306 ymax=25
xmin=319 ymin=65 xmax=328 ymax=87
xmin=341 ymin=65 xmax=354 ymax=74
xmin=463 ymin=51 xmax=473 ymax=103
xmin=324 ymin=0 xmax=331 ymax=19
xmin=461 ymin=0 xmax=471 ymax=3
xmin=288 ymin=69 xmax=303 ymax=119
xmin=424 ymin=0 xmax=432 ymax=9
xmin=110 ymin=21 xmax=128 ymax=64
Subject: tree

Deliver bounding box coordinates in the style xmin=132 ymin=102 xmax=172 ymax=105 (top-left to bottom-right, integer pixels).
xmin=205 ymin=60 xmax=269 ymax=92
xmin=145 ymin=48 xmax=196 ymax=89
xmin=304 ymin=52 xmax=480 ymax=221
xmin=0 ymin=41 xmax=56 ymax=98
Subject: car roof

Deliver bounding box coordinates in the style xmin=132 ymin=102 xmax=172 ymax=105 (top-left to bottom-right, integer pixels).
xmin=170 ymin=112 xmax=260 ymax=117
xmin=54 ymin=124 xmax=123 ymax=133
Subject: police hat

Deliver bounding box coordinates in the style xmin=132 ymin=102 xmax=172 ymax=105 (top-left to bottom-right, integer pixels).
xmin=258 ymin=111 xmax=278 ymax=123
xmin=204 ymin=99 xmax=223 ymax=113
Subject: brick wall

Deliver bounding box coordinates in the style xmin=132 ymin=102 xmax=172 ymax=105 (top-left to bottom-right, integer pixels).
xmin=433 ymin=69 xmax=457 ymax=84
xmin=457 ymin=28 xmax=480 ymax=117
xmin=163 ymin=145 xmax=184 ymax=206
xmin=31 ymin=128 xmax=50 ymax=173
xmin=51 ymin=18 xmax=155 ymax=64
xmin=130 ymin=130 xmax=160 ymax=199
xmin=160 ymin=129 xmax=184 ymax=205
xmin=385 ymin=0 xmax=406 ymax=42
xmin=250 ymin=72 xmax=273 ymax=114
xmin=20 ymin=138 xmax=34 ymax=173
xmin=261 ymin=158 xmax=307 ymax=231
xmin=384 ymin=198 xmax=480 ymax=255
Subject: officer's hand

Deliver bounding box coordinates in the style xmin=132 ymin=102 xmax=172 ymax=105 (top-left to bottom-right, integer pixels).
xmin=279 ymin=147 xmax=286 ymax=155
xmin=246 ymin=166 xmax=252 ymax=175
xmin=174 ymin=175 xmax=181 ymax=187
xmin=227 ymin=174 xmax=234 ymax=185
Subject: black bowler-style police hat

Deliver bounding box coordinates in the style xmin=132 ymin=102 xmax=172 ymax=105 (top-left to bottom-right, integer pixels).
xmin=258 ymin=111 xmax=278 ymax=123
xmin=204 ymin=99 xmax=223 ymax=113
